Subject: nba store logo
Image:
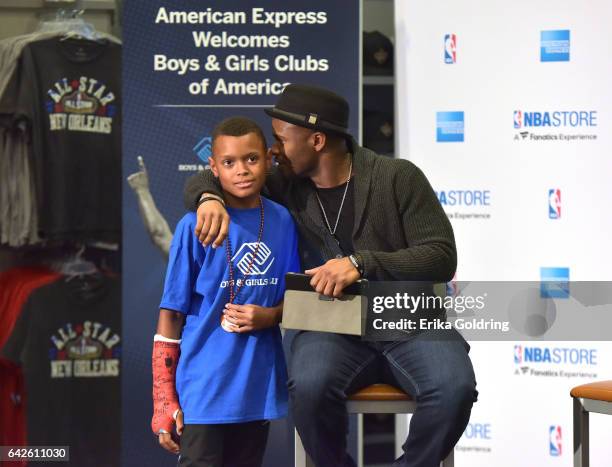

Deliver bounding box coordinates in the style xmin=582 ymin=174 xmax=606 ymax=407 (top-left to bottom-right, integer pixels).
xmin=549 ymin=189 xmax=561 ymax=219
xmin=513 ymin=345 xmax=597 ymax=366
xmin=549 ymin=425 xmax=562 ymax=456
xmin=444 ymin=34 xmax=457 ymax=64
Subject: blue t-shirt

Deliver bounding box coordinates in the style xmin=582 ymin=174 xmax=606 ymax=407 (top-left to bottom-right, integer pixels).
xmin=159 ymin=197 xmax=300 ymax=424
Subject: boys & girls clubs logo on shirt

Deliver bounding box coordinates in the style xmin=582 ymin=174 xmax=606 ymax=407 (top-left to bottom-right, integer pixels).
xmin=232 ymin=242 xmax=275 ymax=275
xmin=220 ymin=242 xmax=279 ymax=289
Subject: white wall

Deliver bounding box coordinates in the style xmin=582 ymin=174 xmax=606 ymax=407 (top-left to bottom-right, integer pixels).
xmin=395 ymin=1 xmax=612 ymax=465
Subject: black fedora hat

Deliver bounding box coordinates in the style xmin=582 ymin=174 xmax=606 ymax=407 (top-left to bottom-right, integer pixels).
xmin=265 ymin=84 xmax=350 ymax=137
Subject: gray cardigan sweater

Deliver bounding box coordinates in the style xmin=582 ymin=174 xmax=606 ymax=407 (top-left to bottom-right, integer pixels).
xmin=184 ymin=142 xmax=456 ymax=282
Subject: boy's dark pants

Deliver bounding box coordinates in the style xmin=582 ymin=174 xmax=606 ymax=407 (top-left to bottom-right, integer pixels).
xmin=178 ymin=420 xmax=270 ymax=467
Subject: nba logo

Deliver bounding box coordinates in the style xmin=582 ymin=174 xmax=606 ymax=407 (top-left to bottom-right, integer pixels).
xmin=444 ymin=34 xmax=457 ymax=64
xmin=549 ymin=425 xmax=562 ymax=456
xmin=548 ymin=189 xmax=561 ymax=219
xmin=513 ymin=345 xmax=522 ymax=364
xmin=513 ymin=111 xmax=522 ymax=129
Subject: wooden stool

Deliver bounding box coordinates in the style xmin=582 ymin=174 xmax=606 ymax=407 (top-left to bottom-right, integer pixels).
xmin=571 ymin=380 xmax=612 ymax=467
xmin=295 ymin=384 xmax=455 ymax=467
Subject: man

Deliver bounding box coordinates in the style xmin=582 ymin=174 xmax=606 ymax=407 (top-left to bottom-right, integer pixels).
xmin=183 ymin=84 xmax=477 ymax=467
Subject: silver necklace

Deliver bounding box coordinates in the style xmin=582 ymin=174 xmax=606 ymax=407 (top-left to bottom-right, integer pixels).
xmin=315 ymin=157 xmax=353 ymax=236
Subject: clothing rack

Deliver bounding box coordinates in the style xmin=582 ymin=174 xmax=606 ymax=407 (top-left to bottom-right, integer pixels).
xmin=0 ymin=1 xmax=118 ymax=41
xmin=0 ymin=0 xmax=122 ymax=248
xmin=0 ymin=0 xmax=114 ymax=10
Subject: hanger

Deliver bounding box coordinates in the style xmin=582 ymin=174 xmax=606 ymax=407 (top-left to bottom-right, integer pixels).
xmin=57 ymin=245 xmax=99 ymax=280
xmin=38 ymin=8 xmax=104 ymax=43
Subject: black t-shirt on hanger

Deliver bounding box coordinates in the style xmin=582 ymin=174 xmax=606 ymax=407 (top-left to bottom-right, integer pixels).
xmin=15 ymin=37 xmax=121 ymax=242
xmin=1 ymin=275 xmax=121 ymax=467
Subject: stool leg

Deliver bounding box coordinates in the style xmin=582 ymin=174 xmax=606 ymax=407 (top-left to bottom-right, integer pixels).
xmin=394 ymin=414 xmax=409 ymax=459
xmin=441 ymin=448 xmax=454 ymax=467
xmin=573 ymin=397 xmax=589 ymax=467
xmin=357 ymin=413 xmax=364 ymax=467
xmin=295 ymin=428 xmax=315 ymax=467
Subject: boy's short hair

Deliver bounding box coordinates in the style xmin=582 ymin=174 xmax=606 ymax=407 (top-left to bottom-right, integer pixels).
xmin=211 ymin=116 xmax=267 ymax=151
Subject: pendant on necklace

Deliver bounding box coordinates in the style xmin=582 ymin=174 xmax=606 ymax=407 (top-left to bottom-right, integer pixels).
xmin=221 ymin=314 xmax=239 ymax=333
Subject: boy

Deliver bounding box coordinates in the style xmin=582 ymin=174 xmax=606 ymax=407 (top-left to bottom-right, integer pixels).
xmin=151 ymin=117 xmax=300 ymax=467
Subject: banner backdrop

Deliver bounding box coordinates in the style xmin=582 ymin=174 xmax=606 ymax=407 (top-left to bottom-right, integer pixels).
xmin=395 ymin=1 xmax=612 ymax=466
xmin=122 ymin=1 xmax=359 ymax=466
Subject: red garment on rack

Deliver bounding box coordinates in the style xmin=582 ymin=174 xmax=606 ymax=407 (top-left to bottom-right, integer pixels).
xmin=0 ymin=266 xmax=61 ymax=349
xmin=0 ymin=267 xmax=60 ymax=465
xmin=0 ymin=357 xmax=27 ymax=467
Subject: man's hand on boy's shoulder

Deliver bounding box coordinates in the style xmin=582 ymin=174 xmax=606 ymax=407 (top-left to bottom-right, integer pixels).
xmin=195 ymin=196 xmax=230 ymax=247
xmin=223 ymin=303 xmax=281 ymax=332
xmin=158 ymin=409 xmax=184 ymax=454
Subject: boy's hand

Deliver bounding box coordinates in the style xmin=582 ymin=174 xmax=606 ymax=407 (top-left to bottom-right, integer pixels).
xmin=157 ymin=409 xmax=183 ymax=454
xmin=151 ymin=338 xmax=181 ymax=444
xmin=195 ymin=196 xmax=230 ymax=247
xmin=176 ymin=409 xmax=184 ymax=435
xmin=305 ymin=257 xmax=361 ymax=298
xmin=223 ymin=303 xmax=280 ymax=332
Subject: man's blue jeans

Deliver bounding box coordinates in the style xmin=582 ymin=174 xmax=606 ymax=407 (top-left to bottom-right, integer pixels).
xmin=288 ymin=328 xmax=477 ymax=467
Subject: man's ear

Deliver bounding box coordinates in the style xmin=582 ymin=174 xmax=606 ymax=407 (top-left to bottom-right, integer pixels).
xmin=264 ymin=148 xmax=273 ymax=171
xmin=208 ymin=157 xmax=219 ymax=177
xmin=311 ymin=131 xmax=327 ymax=152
